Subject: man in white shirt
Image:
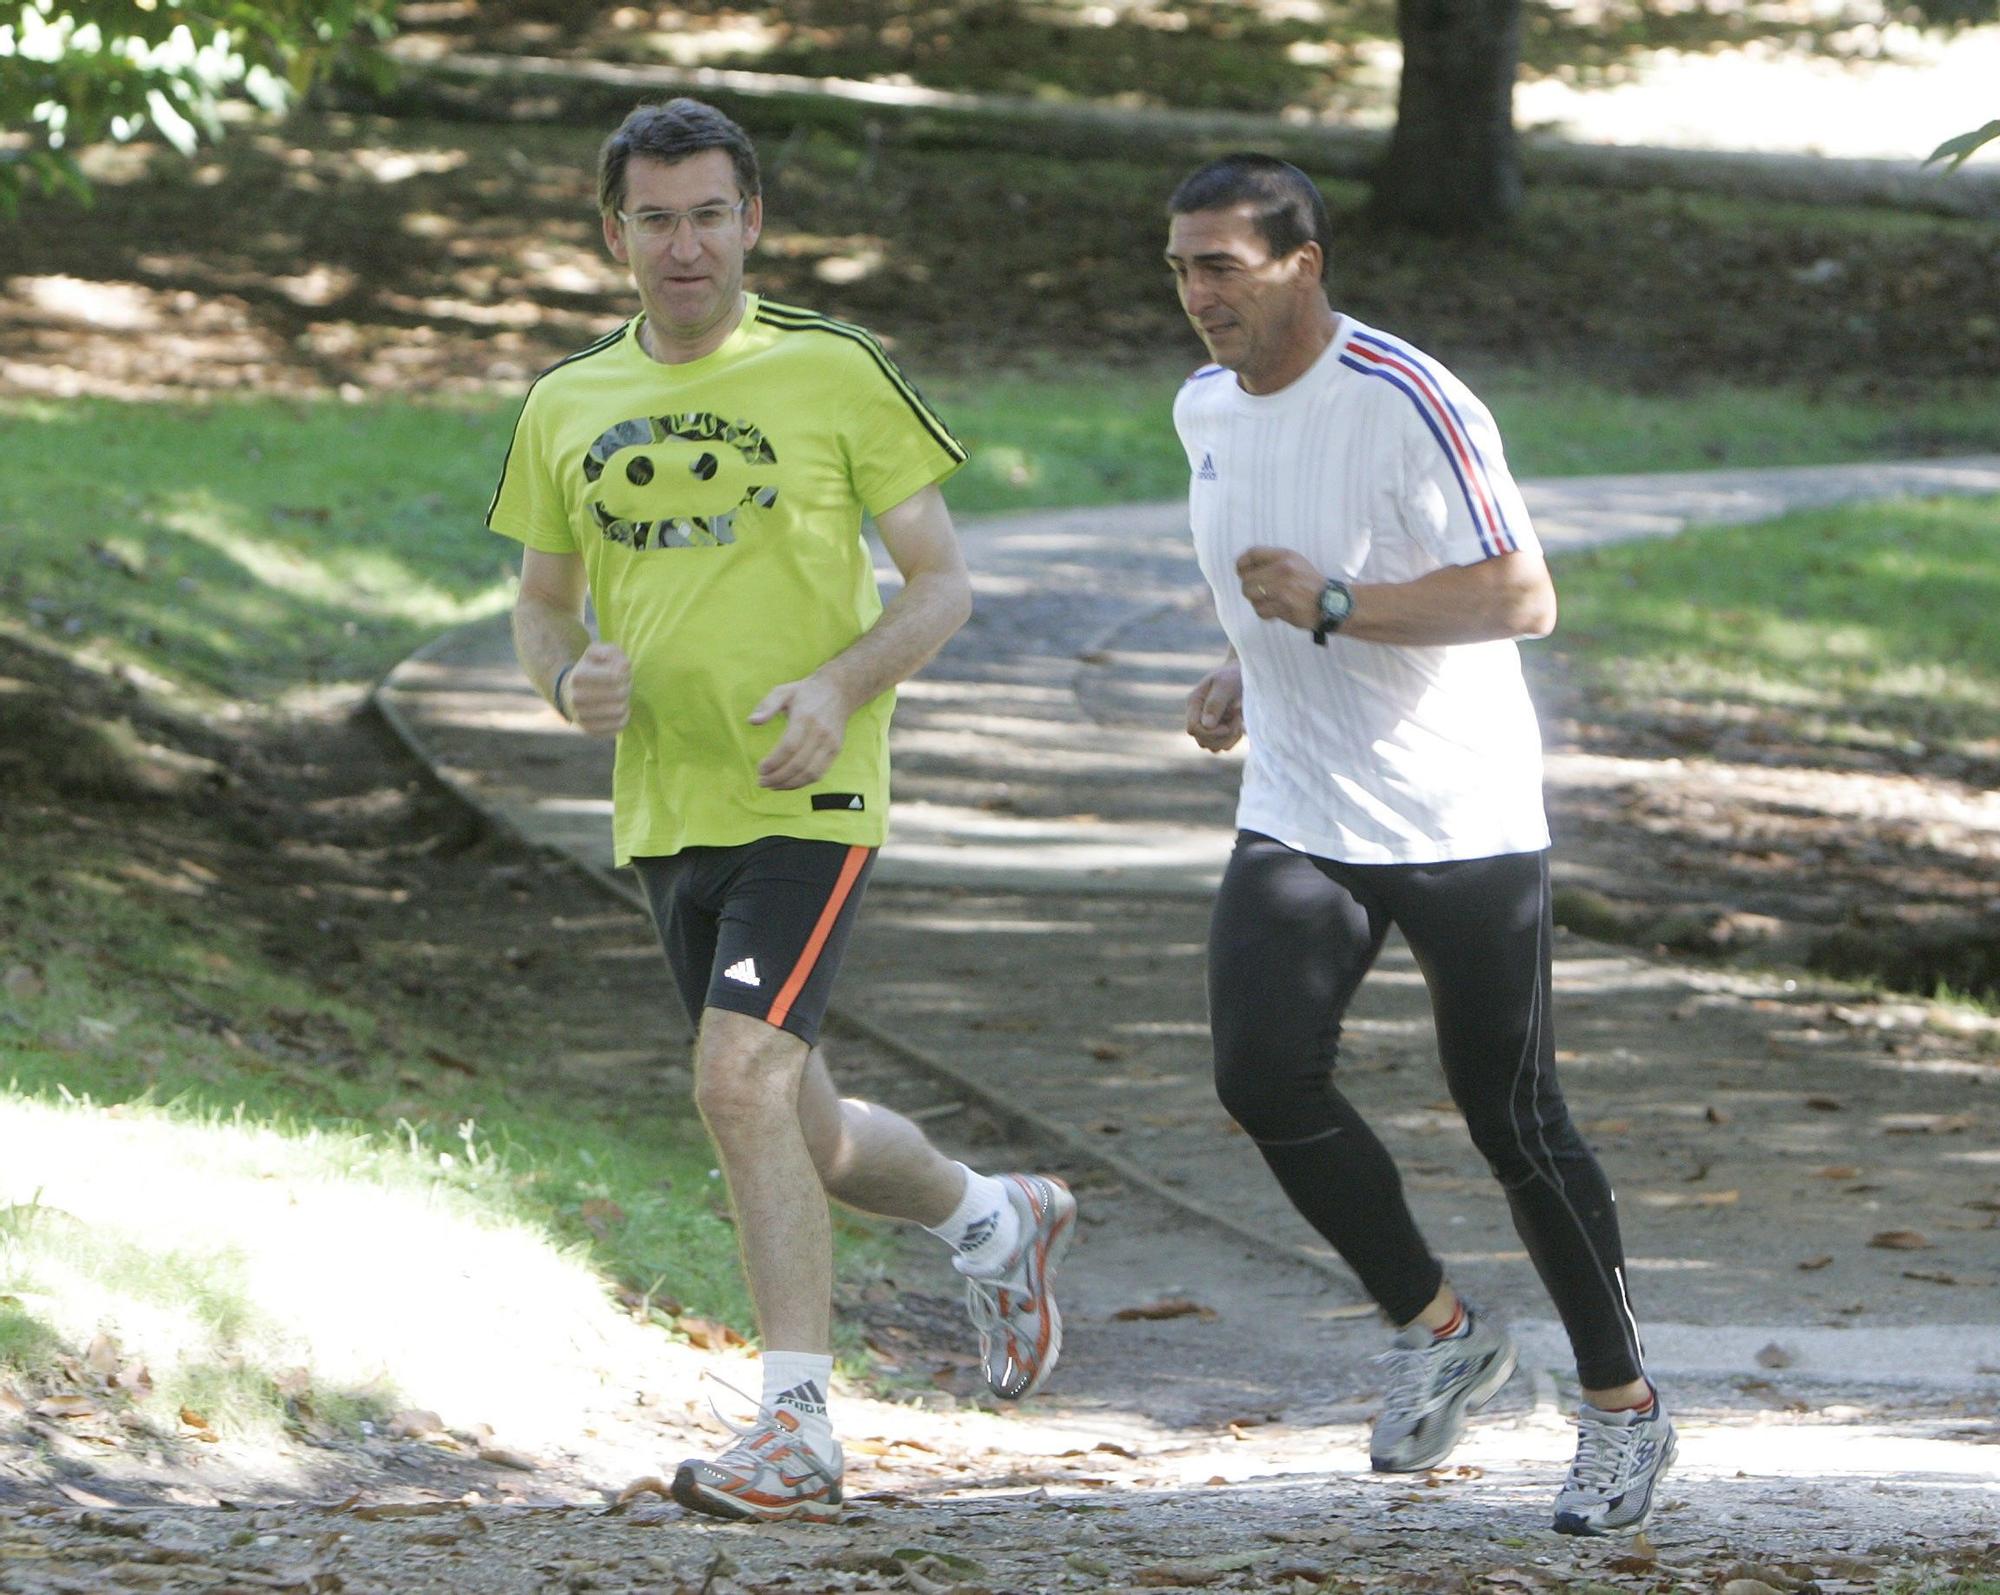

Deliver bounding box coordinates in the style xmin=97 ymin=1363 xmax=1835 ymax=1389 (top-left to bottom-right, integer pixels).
xmin=1166 ymin=153 xmax=1674 ymax=1537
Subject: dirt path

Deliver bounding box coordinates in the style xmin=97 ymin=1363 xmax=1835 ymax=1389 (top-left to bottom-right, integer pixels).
xmin=5 ymin=463 xmax=1998 ymax=1589
xmin=319 ymin=479 xmax=2000 ymax=1588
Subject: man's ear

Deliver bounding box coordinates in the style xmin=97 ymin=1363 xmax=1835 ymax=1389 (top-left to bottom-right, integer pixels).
xmin=741 ymin=193 xmax=764 ymax=252
xmin=603 ymin=209 xmax=629 ymax=266
xmin=1292 ymin=240 xmax=1325 ymax=284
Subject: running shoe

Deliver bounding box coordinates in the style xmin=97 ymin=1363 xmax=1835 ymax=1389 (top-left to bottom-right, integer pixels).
xmin=960 ymin=1172 xmax=1077 ymax=1400
xmin=1369 ymin=1303 xmax=1518 ymax=1472
xmin=1552 ymin=1392 xmax=1677 ymax=1536
xmin=670 ymin=1402 xmax=843 ymax=1524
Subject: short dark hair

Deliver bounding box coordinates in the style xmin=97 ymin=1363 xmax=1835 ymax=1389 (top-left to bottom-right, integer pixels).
xmin=1168 ymin=154 xmax=1331 ymax=272
xmin=598 ymin=98 xmax=761 ymax=215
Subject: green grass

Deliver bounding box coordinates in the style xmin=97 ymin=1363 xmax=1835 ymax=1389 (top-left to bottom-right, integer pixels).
xmin=0 ymin=396 xmax=518 ymax=704
xmin=8 ymin=380 xmax=1998 ymax=704
xmin=1547 ymin=494 xmax=2000 ymax=756
xmin=0 ymin=801 xmax=784 ymax=1437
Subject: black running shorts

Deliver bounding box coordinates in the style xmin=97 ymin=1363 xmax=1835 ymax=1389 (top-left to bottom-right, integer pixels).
xmin=629 ymin=837 xmax=876 ymax=1047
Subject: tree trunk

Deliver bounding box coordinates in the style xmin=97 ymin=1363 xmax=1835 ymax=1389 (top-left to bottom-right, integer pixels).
xmin=1371 ymin=0 xmax=1524 ymax=234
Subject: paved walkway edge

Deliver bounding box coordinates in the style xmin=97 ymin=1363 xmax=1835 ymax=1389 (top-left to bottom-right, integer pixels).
xmin=366 ymin=643 xmax=1373 ymax=1304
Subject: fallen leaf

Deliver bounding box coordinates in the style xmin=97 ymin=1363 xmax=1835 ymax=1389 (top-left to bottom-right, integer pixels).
xmin=1585 ymin=1118 xmax=1632 ymax=1135
xmin=1112 ymin=1298 xmax=1218 ymax=1322
xmin=1902 ymin=1269 xmax=1960 ymax=1285
xmin=74 ymin=1512 xmax=146 ymax=1539
xmin=1755 ymin=1341 xmax=1793 ymax=1369
xmin=1884 ymin=1112 xmax=1976 ymax=1136
xmin=476 ymin=1443 xmax=537 ymax=1471
xmin=1805 ymin=1095 xmax=1844 ymax=1111
xmin=347 ymin=1499 xmax=460 ymax=1521
xmin=387 ymin=1409 xmax=444 ymax=1440
xmin=1869 ymin=1230 xmax=1932 ymax=1250
xmin=1720 ymin=1582 xmax=1785 ymax=1595
xmin=423 ymin=1046 xmax=479 ymax=1075
xmin=1088 ymin=1042 xmax=1126 ymax=1061
xmin=1813 ymin=1166 xmax=1859 ymax=1180
xmin=606 ymin=1477 xmax=673 ymax=1513
xmin=1704 ymin=1105 xmax=1729 ymax=1125
xmin=1719 ymin=1563 xmax=1806 ymax=1593
xmin=676 ymin=1315 xmax=749 ymax=1350
xmin=1641 ymin=1188 xmax=1740 ymax=1208
xmin=35 ymin=1395 xmax=98 ymax=1420
xmin=1796 ymin=1255 xmax=1834 ymax=1271
xmin=83 ymin=1335 xmax=123 ymax=1379
xmin=579 ymin=1198 xmax=625 ymax=1238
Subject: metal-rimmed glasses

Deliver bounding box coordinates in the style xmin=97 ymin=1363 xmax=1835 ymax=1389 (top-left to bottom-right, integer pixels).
xmin=616 ymin=199 xmax=748 ymax=240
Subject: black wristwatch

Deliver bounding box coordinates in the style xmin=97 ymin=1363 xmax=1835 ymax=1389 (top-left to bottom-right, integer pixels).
xmin=1312 ymin=579 xmax=1354 ymax=646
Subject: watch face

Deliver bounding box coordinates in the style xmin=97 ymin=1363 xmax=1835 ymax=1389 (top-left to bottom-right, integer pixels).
xmin=1319 ymin=581 xmax=1353 ymax=626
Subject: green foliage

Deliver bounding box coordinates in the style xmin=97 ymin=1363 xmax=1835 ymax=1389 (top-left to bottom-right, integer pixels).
xmin=0 ymin=805 xmax=762 ymax=1358
xmin=6 ymin=380 xmax=2000 ymax=709
xmin=0 ymin=0 xmax=397 ymax=213
xmin=1926 ymin=118 xmax=2000 ymax=172
xmin=1547 ymin=495 xmax=2000 ymax=757
xmin=0 ymin=396 xmax=519 ymax=702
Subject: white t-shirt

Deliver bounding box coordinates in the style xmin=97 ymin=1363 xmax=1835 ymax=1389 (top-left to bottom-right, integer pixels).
xmin=1175 ymin=315 xmax=1551 ymax=865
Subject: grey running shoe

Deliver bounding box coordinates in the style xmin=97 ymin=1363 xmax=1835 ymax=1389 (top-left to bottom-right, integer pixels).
xmin=1552 ymin=1393 xmax=1677 ymax=1536
xmin=960 ymin=1173 xmax=1077 ymax=1400
xmin=1369 ymin=1304 xmax=1518 ymax=1472
xmin=671 ymin=1402 xmax=843 ymax=1524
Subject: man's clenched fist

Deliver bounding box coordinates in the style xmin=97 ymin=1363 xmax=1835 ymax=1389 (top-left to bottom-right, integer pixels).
xmin=564 ymin=641 xmax=632 ymax=736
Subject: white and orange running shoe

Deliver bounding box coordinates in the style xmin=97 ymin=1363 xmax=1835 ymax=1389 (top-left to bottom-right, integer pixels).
xmin=670 ymin=1402 xmax=843 ymax=1524
xmin=959 ymin=1172 xmax=1077 ymax=1400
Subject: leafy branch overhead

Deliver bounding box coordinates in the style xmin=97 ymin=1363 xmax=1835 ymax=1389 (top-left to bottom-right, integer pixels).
xmin=0 ymin=0 xmax=397 ymax=212
xmin=1925 ymin=117 xmax=2000 ymax=172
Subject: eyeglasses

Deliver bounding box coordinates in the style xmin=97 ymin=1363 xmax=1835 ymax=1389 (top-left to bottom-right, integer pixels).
xmin=616 ymin=199 xmax=747 ymax=240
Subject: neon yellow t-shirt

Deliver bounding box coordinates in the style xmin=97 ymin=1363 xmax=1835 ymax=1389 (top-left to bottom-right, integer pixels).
xmin=486 ymin=296 xmax=966 ymax=865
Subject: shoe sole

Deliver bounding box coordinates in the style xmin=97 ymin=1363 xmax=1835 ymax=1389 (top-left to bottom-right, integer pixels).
xmin=670 ymin=1465 xmax=843 ymax=1525
xmin=1551 ymin=1426 xmax=1677 ymax=1537
xmin=1370 ymin=1337 xmax=1519 ymax=1473
xmin=997 ymin=1177 xmax=1077 ymax=1401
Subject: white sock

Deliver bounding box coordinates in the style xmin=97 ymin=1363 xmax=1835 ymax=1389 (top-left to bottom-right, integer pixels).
xmin=759 ymin=1350 xmax=835 ymax=1460
xmin=925 ymin=1165 xmax=1021 ymax=1276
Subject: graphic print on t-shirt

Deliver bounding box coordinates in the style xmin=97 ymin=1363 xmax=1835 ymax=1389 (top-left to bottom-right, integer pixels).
xmin=581 ymin=411 xmax=780 ymax=550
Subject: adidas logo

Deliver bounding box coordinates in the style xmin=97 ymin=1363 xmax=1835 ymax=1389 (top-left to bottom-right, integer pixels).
xmin=723 ymin=957 xmax=761 ymax=987
xmin=775 ymin=1379 xmax=827 ymax=1418
xmin=957 ymin=1211 xmax=1000 ymax=1253
xmin=1196 ymin=452 xmax=1217 ymax=481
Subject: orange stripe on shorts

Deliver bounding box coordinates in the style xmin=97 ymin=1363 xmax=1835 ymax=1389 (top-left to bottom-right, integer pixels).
xmin=765 ymin=845 xmax=870 ymax=1031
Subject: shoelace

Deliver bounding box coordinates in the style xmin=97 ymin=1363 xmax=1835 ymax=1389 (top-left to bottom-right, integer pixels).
xmin=1564 ymin=1415 xmax=1646 ymax=1495
xmin=963 ymin=1265 xmax=1033 ymax=1334
xmin=1372 ymin=1342 xmax=1454 ymax=1423
xmin=698 ymin=1371 xmax=840 ymax=1489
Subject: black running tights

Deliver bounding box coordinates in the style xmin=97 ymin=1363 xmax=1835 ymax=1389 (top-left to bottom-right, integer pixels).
xmin=1207 ymin=833 xmax=1645 ymax=1390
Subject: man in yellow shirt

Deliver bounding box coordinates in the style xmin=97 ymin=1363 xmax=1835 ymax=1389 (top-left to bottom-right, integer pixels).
xmin=488 ymin=98 xmax=1074 ymax=1524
